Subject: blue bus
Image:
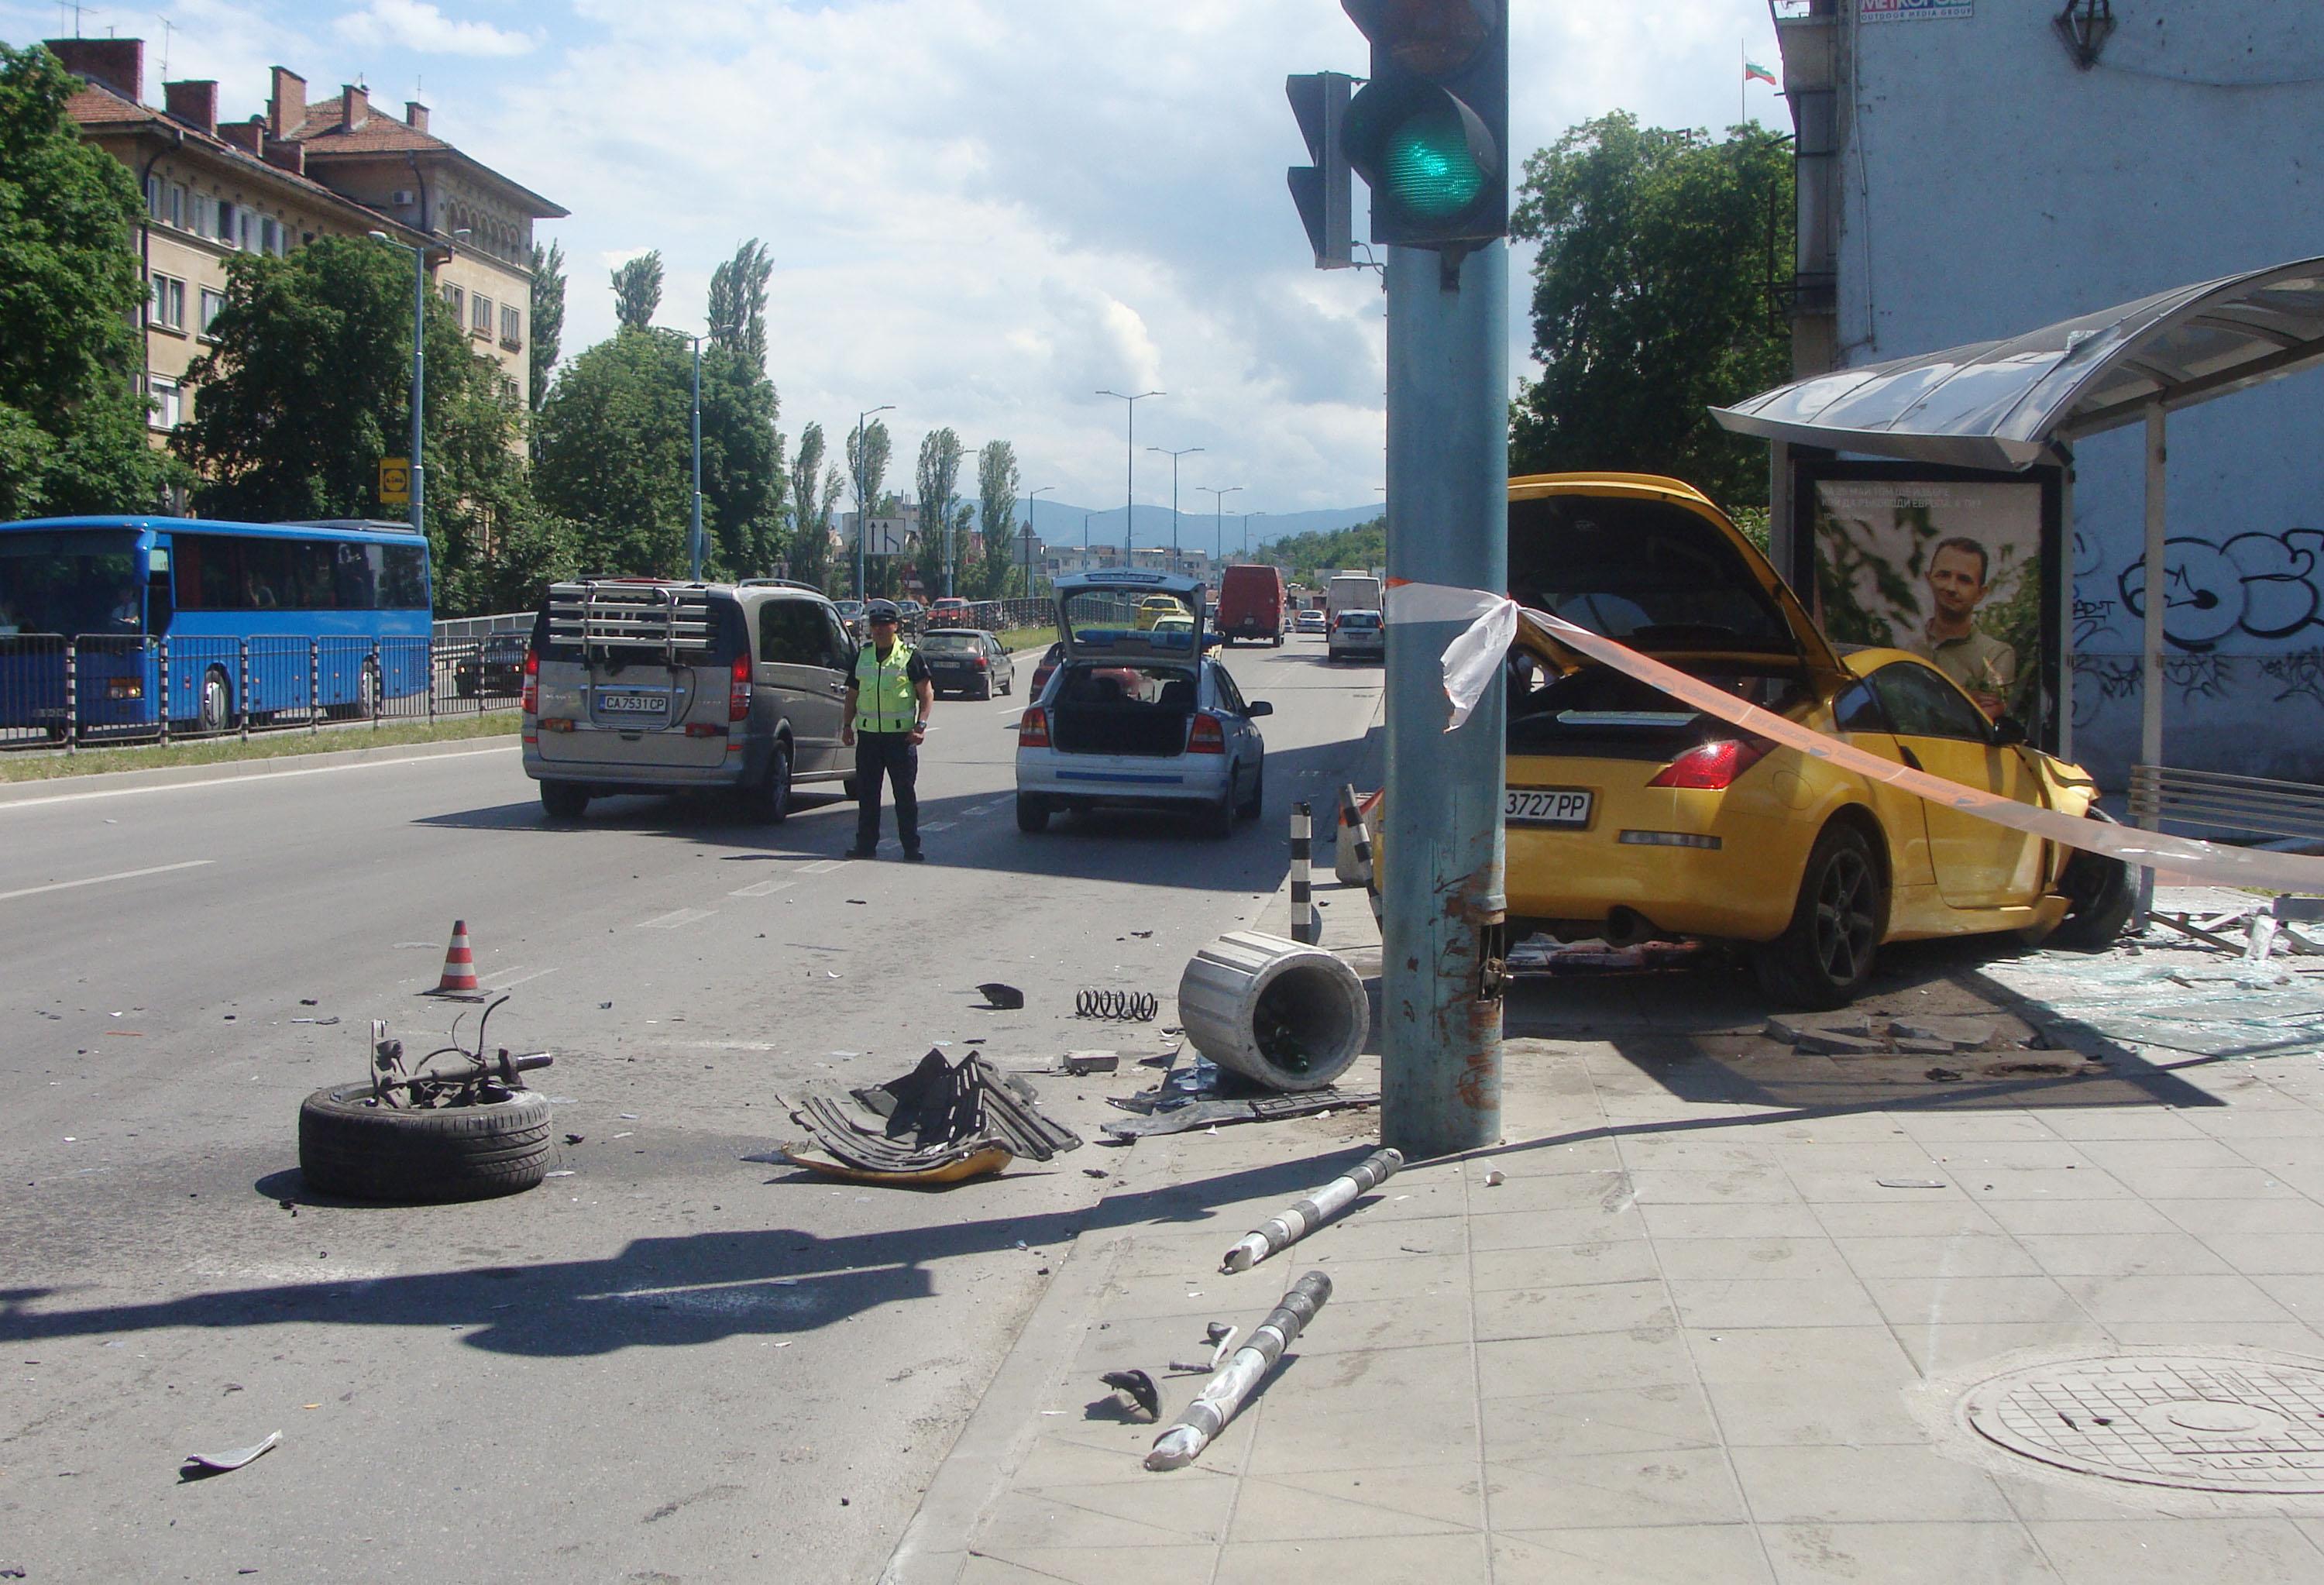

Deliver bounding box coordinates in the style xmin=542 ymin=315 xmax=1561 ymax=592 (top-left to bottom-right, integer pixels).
xmin=0 ymin=516 xmax=432 ymax=739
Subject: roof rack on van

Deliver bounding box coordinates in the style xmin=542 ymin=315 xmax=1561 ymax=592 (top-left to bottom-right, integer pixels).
xmin=547 ymin=579 xmax=712 ymax=663
xmin=735 ymin=578 xmax=827 ymax=595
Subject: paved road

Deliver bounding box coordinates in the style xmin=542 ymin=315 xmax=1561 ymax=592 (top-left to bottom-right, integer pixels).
xmin=0 ymin=637 xmax=1378 ymax=1583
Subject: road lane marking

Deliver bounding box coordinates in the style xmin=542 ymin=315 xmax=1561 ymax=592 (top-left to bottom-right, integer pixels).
xmin=920 ymin=820 xmax=957 ymax=831
xmin=730 ymin=878 xmax=796 ymax=898
xmin=638 ymin=908 xmax=715 ymax=929
xmin=799 ymin=860 xmax=844 ymax=874
xmin=0 ymin=744 xmax=519 ymax=810
xmin=0 ymin=859 xmax=214 ymax=903
xmin=497 ymin=966 xmax=562 ymax=989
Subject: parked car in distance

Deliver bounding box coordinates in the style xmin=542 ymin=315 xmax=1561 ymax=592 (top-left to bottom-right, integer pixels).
xmin=1216 ymin=562 xmax=1286 ymax=647
xmin=1016 ymin=569 xmax=1268 ymax=838
xmin=834 ymin=598 xmax=865 ymax=638
xmin=1294 ymin=608 xmax=1327 ymax=635
xmin=920 ymin=627 xmax=1012 ymax=699
xmin=926 ymin=597 xmax=973 ymax=629
xmin=454 ymin=631 xmax=530 ymax=696
xmin=1328 ymin=608 xmax=1384 ymax=662
xmin=522 ymin=577 xmax=858 ymax=824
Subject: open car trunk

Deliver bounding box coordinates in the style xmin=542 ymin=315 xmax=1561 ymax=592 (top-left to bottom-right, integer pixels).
xmin=1050 ymin=663 xmax=1197 ymax=757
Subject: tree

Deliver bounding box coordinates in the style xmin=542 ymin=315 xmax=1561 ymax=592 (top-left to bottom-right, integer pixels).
xmin=528 ymin=239 xmax=564 ymax=411
xmin=1508 ymin=112 xmax=1791 ymax=514
xmin=974 ymin=439 xmax=1020 ymax=598
xmin=786 ymin=421 xmax=844 ymax=592
xmin=706 ymin=239 xmax=772 ymax=373
xmin=844 ymin=416 xmax=892 ymax=554
xmin=0 ymin=43 xmax=182 ymax=518
xmin=914 ymin=428 xmax=967 ymax=595
xmin=1264 ymin=519 xmax=1384 ymax=584
xmin=172 ymin=235 xmax=548 ymax=614
xmin=532 ymin=327 xmax=694 ymax=576
xmin=699 ymin=340 xmax=785 ymax=578
xmin=610 ymin=251 xmax=662 ymax=330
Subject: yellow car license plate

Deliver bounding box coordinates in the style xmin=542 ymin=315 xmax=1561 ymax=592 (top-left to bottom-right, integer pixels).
xmin=1505 ymin=787 xmax=1592 ymax=827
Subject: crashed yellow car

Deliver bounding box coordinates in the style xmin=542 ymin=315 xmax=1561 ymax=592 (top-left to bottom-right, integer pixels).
xmin=1423 ymin=473 xmax=2129 ymax=1008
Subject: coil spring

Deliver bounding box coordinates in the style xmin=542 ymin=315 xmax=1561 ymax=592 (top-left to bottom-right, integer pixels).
xmin=1077 ymin=988 xmax=1158 ymax=1021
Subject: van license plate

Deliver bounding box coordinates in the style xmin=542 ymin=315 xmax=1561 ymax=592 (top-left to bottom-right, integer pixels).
xmin=600 ymin=693 xmax=669 ymax=717
xmin=1505 ymin=788 xmax=1592 ymax=827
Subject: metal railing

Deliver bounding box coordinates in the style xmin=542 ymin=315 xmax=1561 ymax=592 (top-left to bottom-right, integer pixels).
xmin=0 ymin=632 xmax=528 ymax=753
xmin=2127 ymin=764 xmax=2324 ymax=844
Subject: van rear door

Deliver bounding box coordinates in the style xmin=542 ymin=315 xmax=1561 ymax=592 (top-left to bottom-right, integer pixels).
xmin=533 ymin=583 xmax=738 ymax=770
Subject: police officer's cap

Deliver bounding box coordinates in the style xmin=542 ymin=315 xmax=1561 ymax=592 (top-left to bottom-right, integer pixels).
xmin=865 ymin=600 xmax=902 ymax=623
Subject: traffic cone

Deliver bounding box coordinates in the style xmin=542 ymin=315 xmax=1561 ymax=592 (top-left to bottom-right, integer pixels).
xmin=431 ymin=919 xmax=481 ymax=994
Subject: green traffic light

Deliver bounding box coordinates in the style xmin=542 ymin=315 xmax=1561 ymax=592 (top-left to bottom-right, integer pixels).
xmin=1380 ymin=105 xmax=1483 ymax=218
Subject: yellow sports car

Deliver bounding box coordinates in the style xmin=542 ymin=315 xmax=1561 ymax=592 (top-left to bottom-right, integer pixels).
xmin=1481 ymin=473 xmax=2127 ymax=1007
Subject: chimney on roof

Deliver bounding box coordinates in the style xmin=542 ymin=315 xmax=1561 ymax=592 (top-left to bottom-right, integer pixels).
xmin=46 ymin=37 xmax=143 ymax=101
xmin=268 ymin=66 xmax=305 ymax=138
xmin=263 ymin=136 xmax=306 ymax=176
xmin=220 ymin=115 xmax=264 ymax=153
xmin=340 ymin=83 xmax=370 ymax=131
xmin=404 ymin=100 xmax=429 ymax=134
xmin=163 ymin=79 xmax=218 ymax=136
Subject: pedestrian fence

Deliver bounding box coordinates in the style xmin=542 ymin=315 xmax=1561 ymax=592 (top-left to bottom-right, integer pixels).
xmin=0 ymin=631 xmax=530 ymax=753
xmin=914 ymin=598 xmax=1049 ymax=636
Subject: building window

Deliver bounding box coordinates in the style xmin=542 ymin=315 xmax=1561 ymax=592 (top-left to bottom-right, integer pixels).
xmin=149 ymin=272 xmax=186 ymax=331
xmin=149 ymin=376 xmax=181 ymax=431
xmin=239 ymin=209 xmax=259 ymax=253
xmin=167 ymin=182 xmax=185 ymax=229
xmin=145 ymin=174 xmax=162 ymax=218
xmin=500 ymin=303 xmax=521 ymax=348
xmin=260 ymin=216 xmax=283 ymax=256
xmin=194 ymin=195 xmax=215 ymax=240
xmin=472 ymin=292 xmax=493 ymax=335
xmin=443 ymin=284 xmax=464 ymax=321
xmin=199 ymin=287 xmax=227 ymax=339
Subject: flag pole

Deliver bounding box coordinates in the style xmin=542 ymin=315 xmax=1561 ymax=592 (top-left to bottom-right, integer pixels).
xmin=1740 ymin=40 xmax=1746 ymax=128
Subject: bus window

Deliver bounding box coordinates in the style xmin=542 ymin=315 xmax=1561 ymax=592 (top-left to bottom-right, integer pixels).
xmin=238 ymin=540 xmax=290 ymax=609
xmin=382 ymin=545 xmax=428 ymax=610
xmin=333 ymin=543 xmax=378 ymax=610
xmin=0 ymin=529 xmax=141 ymax=635
xmin=288 ymin=541 xmax=338 ymax=609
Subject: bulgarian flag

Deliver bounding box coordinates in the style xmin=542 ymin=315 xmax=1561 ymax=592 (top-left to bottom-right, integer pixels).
xmin=1744 ymin=59 xmax=1778 ymax=86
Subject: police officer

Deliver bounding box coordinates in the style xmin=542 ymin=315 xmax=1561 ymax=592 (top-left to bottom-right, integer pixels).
xmin=841 ymin=600 xmax=935 ymax=861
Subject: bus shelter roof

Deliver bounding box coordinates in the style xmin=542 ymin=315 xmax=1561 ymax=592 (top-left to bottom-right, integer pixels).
xmin=1711 ymin=257 xmax=2324 ymax=471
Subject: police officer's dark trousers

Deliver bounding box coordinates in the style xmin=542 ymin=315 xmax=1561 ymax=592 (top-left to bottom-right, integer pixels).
xmin=853 ymin=731 xmax=920 ymax=855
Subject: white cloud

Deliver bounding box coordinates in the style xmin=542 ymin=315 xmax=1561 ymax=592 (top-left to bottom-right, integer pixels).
xmin=335 ymin=1 xmax=536 ymax=58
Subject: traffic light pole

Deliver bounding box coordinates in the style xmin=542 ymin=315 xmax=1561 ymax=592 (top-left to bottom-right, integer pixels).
xmin=1379 ymin=239 xmax=1508 ymax=1160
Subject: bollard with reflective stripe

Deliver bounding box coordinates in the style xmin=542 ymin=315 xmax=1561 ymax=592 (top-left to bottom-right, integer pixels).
xmin=64 ymin=641 xmax=77 ymax=754
xmin=238 ymin=641 xmax=250 ymax=742
xmin=1289 ymin=801 xmax=1315 ymax=944
xmin=157 ymin=640 xmax=170 ymax=746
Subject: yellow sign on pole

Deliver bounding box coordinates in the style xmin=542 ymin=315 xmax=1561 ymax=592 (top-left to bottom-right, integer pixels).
xmin=378 ymin=457 xmax=411 ymax=504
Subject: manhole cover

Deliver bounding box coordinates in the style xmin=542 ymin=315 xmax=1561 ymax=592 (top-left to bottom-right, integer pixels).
xmin=1963 ymin=1354 xmax=2324 ymax=1493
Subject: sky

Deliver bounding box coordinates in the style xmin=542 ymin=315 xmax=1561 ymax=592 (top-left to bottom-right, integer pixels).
xmin=9 ymin=0 xmax=1786 ymax=553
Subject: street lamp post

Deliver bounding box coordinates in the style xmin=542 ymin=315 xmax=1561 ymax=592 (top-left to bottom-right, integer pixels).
xmin=367 ymin=228 xmax=464 ymax=535
xmin=1199 ymin=485 xmax=1242 ymax=564
xmin=1096 ymin=389 xmax=1161 ymax=559
xmin=854 ymin=404 xmax=894 ymax=602
xmin=1026 ymin=485 xmax=1055 ymax=597
xmin=1147 ymin=445 xmax=1203 ymax=569
xmin=1242 ymin=510 xmax=1267 ymax=558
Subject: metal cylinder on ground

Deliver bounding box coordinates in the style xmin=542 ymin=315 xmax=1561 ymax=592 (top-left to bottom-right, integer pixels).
xmin=1290 ymin=800 xmax=1316 ymax=944
xmin=1221 ymin=1147 xmax=1402 ymax=1273
xmin=1146 ymin=1270 xmax=1332 ymax=1471
xmin=1177 ymin=930 xmax=1369 ymax=1092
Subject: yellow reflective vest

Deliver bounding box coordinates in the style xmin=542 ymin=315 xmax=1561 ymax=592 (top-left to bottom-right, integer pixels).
xmin=854 ymin=641 xmax=919 ymax=733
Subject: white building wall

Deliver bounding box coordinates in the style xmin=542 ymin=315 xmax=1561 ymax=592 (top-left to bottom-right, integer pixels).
xmin=1828 ymin=1 xmax=2324 ymax=782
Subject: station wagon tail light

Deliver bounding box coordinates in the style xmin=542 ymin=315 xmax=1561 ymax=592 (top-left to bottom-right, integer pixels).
xmin=1019 ymin=706 xmax=1050 ymax=748
xmin=728 ymin=652 xmax=751 ymax=721
xmin=521 ymin=648 xmax=538 ymax=715
xmin=1187 ymin=713 xmax=1226 ymax=754
xmin=1647 ymin=738 xmax=1769 ymax=790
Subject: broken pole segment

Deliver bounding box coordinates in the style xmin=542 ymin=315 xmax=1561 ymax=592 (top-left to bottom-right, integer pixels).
xmin=1289 ymin=802 xmax=1316 ymax=944
xmin=1221 ymin=1147 xmax=1403 ymax=1273
xmin=1146 ymin=1270 xmax=1332 ymax=1471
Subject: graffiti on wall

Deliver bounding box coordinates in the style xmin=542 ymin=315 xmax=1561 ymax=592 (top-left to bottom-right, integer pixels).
xmin=2114 ymin=529 xmax=2324 ymax=652
xmin=2264 ymin=650 xmax=2324 ymax=707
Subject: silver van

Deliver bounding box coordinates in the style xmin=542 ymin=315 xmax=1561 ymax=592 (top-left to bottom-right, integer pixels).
xmin=522 ymin=577 xmax=858 ymax=822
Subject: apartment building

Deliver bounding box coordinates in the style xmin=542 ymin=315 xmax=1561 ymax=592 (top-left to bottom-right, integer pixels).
xmin=51 ymin=36 xmax=564 ymax=444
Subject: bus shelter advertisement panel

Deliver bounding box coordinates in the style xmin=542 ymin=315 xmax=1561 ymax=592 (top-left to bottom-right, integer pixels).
xmin=1810 ymin=476 xmax=2045 ymax=726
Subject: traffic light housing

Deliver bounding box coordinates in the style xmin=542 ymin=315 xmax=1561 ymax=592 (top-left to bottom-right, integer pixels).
xmin=1341 ymin=0 xmax=1508 ymax=252
xmin=1286 ymin=72 xmax=1353 ymax=270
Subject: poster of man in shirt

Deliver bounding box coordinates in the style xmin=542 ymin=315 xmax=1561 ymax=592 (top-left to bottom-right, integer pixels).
xmin=1810 ymin=477 xmax=2043 ymax=721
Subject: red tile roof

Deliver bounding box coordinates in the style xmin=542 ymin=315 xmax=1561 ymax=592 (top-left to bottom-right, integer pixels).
xmin=289 ymin=95 xmax=567 ymax=218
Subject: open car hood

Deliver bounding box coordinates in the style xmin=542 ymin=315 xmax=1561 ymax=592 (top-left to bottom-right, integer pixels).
xmin=1052 ymin=569 xmax=1208 ymax=664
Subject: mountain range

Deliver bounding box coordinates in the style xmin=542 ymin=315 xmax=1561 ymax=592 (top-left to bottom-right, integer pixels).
xmin=1000 ymin=501 xmax=1382 ymax=559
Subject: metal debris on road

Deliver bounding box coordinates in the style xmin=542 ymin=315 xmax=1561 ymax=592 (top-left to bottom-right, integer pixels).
xmin=1146 ymin=1271 xmax=1332 ymax=1471
xmin=1102 ymin=1087 xmax=1378 ymax=1140
xmin=779 ymin=1049 xmax=1082 ymax=1184
xmin=1077 ymin=988 xmax=1158 ymax=1021
xmin=1062 ymin=1050 xmax=1121 ymax=1075
xmin=1098 ymin=1368 xmax=1160 ymax=1421
xmin=1221 ymin=1148 xmax=1403 ymax=1273
xmin=180 ymin=1430 xmax=280 ymax=1479
xmin=1876 ymin=1178 xmax=1948 ymax=1190
xmin=975 ymin=982 xmax=1025 ymax=1010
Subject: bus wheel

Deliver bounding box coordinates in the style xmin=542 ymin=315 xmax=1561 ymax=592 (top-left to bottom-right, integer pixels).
xmin=199 ymin=668 xmax=232 ymax=734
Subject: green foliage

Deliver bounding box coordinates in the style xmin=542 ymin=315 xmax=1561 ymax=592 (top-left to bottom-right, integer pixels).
xmin=974 ymin=439 xmax=1020 ymax=598
xmin=610 ymin=251 xmax=662 ymax=330
xmin=700 ymin=341 xmax=785 ymax=577
xmin=1263 ymin=517 xmax=1384 ymax=584
xmin=845 ymin=418 xmax=890 ymax=522
xmin=531 ymin=326 xmax=696 ymax=576
xmin=914 ymin=427 xmax=965 ymax=593
xmin=1509 ymin=112 xmax=1792 ymax=514
xmin=706 ymin=239 xmax=771 ymax=373
xmin=171 ymin=235 xmax=545 ymax=614
xmin=528 ymin=239 xmax=564 ymax=412
xmin=786 ymin=421 xmax=843 ymax=592
xmin=0 ymin=43 xmax=182 ymax=517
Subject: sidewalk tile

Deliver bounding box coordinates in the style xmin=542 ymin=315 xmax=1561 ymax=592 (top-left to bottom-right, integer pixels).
xmin=1480 ymin=1380 xmax=1721 ymax=1461
xmin=2154 ymin=1198 xmax=2324 ymax=1236
xmin=1476 ymin=1326 xmax=1697 ymax=1394
xmin=968 ymin=1542 xmax=1221 ymax=1585
xmin=2035 ymin=1109 xmax=2212 ymax=1140
xmin=1471 ymin=1238 xmax=1662 ymax=1292
xmin=1280 ymin=1291 xmax=1474 ymax=1354
xmin=1629 ymin=1167 xmax=1802 ymax=1204
xmin=1494 ymin=1524 xmax=1776 ymax=1583
xmin=1212 ymin=1534 xmax=1490 ymax=1584
xmin=1892 ymin=1112 xmax=2064 ymax=1143
xmin=979 ymin=1482 xmax=1232 ymax=1549
xmin=2104 ymin=1322 xmax=2324 ymax=1350
xmin=2102 ymin=1167 xmax=2307 ymax=1200
xmin=1471 ymin=1205 xmax=1648 ymax=1250
xmin=1864 ymin=1274 xmax=2085 ymax=1326
xmin=2009 ymin=1232 xmax=2231 ymax=1275
xmin=1668 ymin=1276 xmax=1884 ymax=1329
xmin=1223 ymin=1464 xmax=1480 ymax=1541
xmin=1807 ymin=1199 xmax=2009 ymax=1238
xmin=1652 ymin=1236 xmax=1852 ymax=1281
xmin=1685 ymin=1325 xmax=1914 ymax=1384
xmin=1731 ymin=1443 xmax=2015 ymax=1523
xmin=2024 ymin=1519 xmax=2324 ymax=1583
xmin=1477 ymin=1277 xmax=1676 ymax=1340
xmin=2203 ymin=1233 xmax=2324 ymax=1274
xmin=1762 ymin=1521 xmax=2061 ymax=1583
xmin=2070 ymin=1137 xmax=2257 ymax=1172
xmin=1300 ymin=1213 xmax=1467 ymax=1261
xmin=1638 ymin=1203 xmax=1827 ymax=1239
xmin=1893 ymin=1321 xmax=2116 ymax=1376
xmin=1244 ymin=1407 xmax=1480 ymax=1477
xmin=1458 ymin=1167 xmax=1632 ymax=1212
xmin=2053 ymin=1272 xmax=2295 ymax=1323
xmin=1833 ymin=1234 xmax=2046 ymax=1280
xmin=1980 ymin=1198 xmax=2180 ymax=1236
xmin=1702 ymin=1377 xmax=1930 ymax=1447
xmin=1487 ymin=1446 xmax=1746 ymax=1528
xmin=1963 ymin=1170 xmax=2137 ymax=1201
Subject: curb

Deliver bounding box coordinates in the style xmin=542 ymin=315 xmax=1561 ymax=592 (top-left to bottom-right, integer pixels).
xmin=0 ymin=731 xmax=518 ymax=805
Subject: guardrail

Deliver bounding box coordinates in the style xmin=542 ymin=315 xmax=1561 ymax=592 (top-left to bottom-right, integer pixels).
xmin=0 ymin=632 xmax=527 ymax=753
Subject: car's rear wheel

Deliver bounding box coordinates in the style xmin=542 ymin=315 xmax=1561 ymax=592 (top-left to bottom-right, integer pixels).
xmin=1237 ymin=759 xmax=1264 ymax=820
xmin=1754 ymin=823 xmax=1883 ymax=1009
xmin=1016 ymin=793 xmax=1050 ymax=834
xmin=1202 ymin=772 xmax=1237 ymax=839
xmin=539 ymin=781 xmax=590 ymax=820
xmin=977 ymin=677 xmax=992 ymax=700
xmin=741 ymin=741 xmax=792 ymax=824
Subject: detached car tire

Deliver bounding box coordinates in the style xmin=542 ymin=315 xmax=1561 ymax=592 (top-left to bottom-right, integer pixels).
xmin=1754 ymin=822 xmax=1884 ymax=1009
xmin=298 ymin=1084 xmax=552 ymax=1203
